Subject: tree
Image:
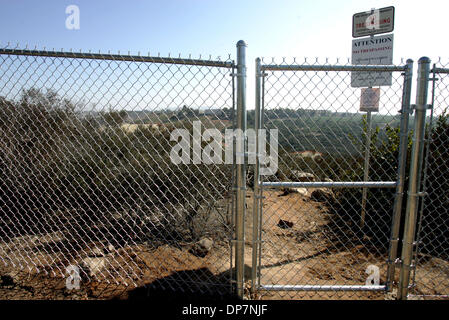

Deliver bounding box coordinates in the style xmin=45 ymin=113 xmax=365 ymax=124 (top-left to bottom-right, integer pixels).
xmin=102 ymin=109 xmax=128 ymax=126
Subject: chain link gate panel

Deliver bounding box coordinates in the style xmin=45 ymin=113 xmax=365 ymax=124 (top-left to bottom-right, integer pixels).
xmin=0 ymin=46 xmax=238 ymax=299
xmin=1 ymin=41 xmax=448 ymax=301
xmin=251 ymin=57 xmax=413 ymax=299
xmin=407 ymin=60 xmax=449 ymax=300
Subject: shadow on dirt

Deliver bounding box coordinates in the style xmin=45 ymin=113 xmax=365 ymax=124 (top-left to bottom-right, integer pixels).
xmin=260 ymin=249 xmax=330 ymax=270
xmin=123 ymin=267 xmax=238 ymax=301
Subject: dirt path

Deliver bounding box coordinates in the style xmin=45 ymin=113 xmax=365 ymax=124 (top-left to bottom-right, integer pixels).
xmin=1 ymin=189 xmax=447 ymax=300
xmin=244 ymin=189 xmax=388 ymax=299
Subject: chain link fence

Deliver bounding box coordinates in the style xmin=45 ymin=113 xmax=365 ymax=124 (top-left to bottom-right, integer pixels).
xmin=0 ymin=46 xmax=237 ymax=299
xmin=1 ymin=43 xmax=448 ymax=301
xmin=251 ymin=57 xmax=411 ymax=299
xmin=408 ymin=59 xmax=449 ymax=299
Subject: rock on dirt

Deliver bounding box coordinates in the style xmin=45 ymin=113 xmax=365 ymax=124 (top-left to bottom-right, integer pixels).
xmin=384 ymin=288 xmax=398 ymax=300
xmin=281 ymin=187 xmax=308 ymax=196
xmin=80 ymin=257 xmax=107 ymax=277
xmin=277 ymin=219 xmax=294 ymax=229
xmin=189 ymin=238 xmax=214 ymax=258
xmin=99 ymin=244 xmax=115 ymax=255
xmin=291 ymin=171 xmax=316 ymax=182
xmin=89 ymin=247 xmax=105 ymax=257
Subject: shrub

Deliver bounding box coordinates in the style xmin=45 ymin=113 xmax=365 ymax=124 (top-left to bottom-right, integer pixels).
xmin=0 ymin=89 xmax=232 ymax=245
xmin=326 ymin=115 xmax=412 ymax=251
xmin=418 ymin=110 xmax=449 ymax=258
xmin=327 ymin=111 xmax=449 ymax=258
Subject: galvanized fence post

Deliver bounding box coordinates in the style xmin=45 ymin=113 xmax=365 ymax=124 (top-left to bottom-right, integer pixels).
xmin=409 ymin=64 xmax=437 ymax=296
xmin=398 ymin=57 xmax=431 ymax=300
xmin=360 ymin=110 xmax=372 ymax=228
xmin=235 ymin=40 xmax=247 ymax=299
xmin=251 ymin=58 xmax=262 ymax=295
xmin=386 ymin=59 xmax=414 ymax=291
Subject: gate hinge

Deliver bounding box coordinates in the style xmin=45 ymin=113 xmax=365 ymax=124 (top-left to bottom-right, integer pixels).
xmin=395 ymin=262 xmax=416 ymax=271
xmin=428 ymin=77 xmax=439 ymax=82
xmin=389 ymin=238 xmax=400 ymax=245
xmin=408 ymin=191 xmax=428 ymax=197
xmin=410 ymin=104 xmax=433 ymax=112
xmin=397 ymin=109 xmax=411 ymax=115
xmin=408 ymin=283 xmax=417 ymax=289
xmin=388 ymin=258 xmax=402 ymax=266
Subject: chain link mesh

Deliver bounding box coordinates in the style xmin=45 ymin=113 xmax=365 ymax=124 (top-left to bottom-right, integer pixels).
xmin=0 ymin=46 xmax=236 ymax=299
xmin=254 ymin=57 xmax=408 ymax=299
xmin=409 ymin=59 xmax=449 ymax=300
xmin=1 ymin=46 xmax=448 ymax=301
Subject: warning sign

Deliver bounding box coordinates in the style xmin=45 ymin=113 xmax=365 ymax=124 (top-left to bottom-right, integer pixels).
xmin=351 ymin=33 xmax=394 ymax=87
xmin=360 ymin=88 xmax=380 ymax=112
xmin=353 ymin=6 xmax=395 ymax=38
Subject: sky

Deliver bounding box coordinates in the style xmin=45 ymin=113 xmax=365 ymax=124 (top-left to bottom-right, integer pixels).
xmin=1 ymin=0 xmax=448 ymax=61
xmin=0 ymin=0 xmax=448 ymax=110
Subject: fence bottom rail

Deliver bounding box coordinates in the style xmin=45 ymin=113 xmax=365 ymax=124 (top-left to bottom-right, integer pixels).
xmin=257 ymin=285 xmax=387 ymax=292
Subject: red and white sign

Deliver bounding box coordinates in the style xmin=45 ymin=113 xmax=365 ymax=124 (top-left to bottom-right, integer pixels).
xmin=353 ymin=6 xmax=395 ymax=38
xmin=360 ymin=88 xmax=380 ymax=112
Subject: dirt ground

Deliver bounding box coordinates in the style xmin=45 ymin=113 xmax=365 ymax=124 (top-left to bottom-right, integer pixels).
xmin=0 ymin=189 xmax=447 ymax=300
xmin=245 ymin=189 xmax=449 ymax=300
xmin=244 ymin=189 xmax=385 ymax=300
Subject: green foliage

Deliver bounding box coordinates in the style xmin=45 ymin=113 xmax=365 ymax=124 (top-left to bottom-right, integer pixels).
xmin=0 ymin=89 xmax=231 ymax=244
xmin=327 ymin=114 xmax=413 ymax=250
xmin=327 ymin=110 xmax=448 ymax=257
xmin=419 ymin=109 xmax=449 ymax=257
xmin=248 ymin=108 xmax=401 ymax=155
xmin=102 ymin=109 xmax=128 ymax=126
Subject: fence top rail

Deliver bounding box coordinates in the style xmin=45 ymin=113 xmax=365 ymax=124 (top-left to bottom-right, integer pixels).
xmin=431 ymin=67 xmax=449 ymax=74
xmin=0 ymin=48 xmax=235 ymax=68
xmin=260 ymin=63 xmax=407 ymax=72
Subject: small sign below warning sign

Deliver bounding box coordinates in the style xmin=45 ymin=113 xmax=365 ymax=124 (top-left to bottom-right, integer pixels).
xmin=360 ymin=88 xmax=380 ymax=112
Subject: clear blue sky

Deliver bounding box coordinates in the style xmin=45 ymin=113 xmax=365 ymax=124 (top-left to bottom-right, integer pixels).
xmin=1 ymin=0 xmax=448 ymax=110
xmin=1 ymin=0 xmax=448 ymax=61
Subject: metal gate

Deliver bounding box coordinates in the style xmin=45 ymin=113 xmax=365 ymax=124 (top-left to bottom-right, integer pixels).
xmin=0 ymin=45 xmax=238 ymax=299
xmin=1 ymin=40 xmax=449 ymax=300
xmin=404 ymin=59 xmax=449 ymax=300
xmin=251 ymin=57 xmax=414 ymax=298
